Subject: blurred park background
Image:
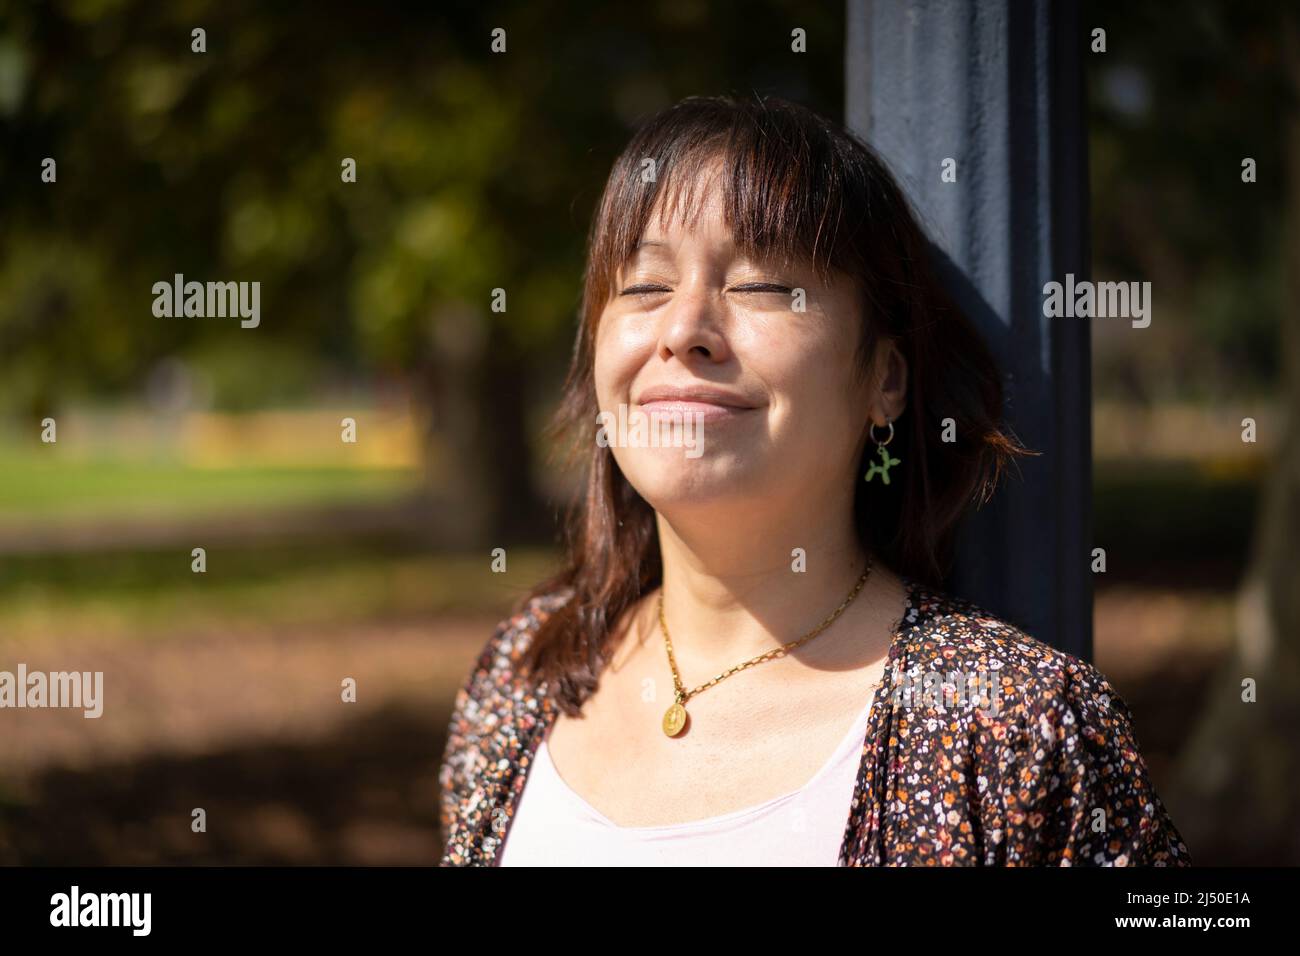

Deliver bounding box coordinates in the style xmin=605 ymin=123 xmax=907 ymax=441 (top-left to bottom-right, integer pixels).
xmin=0 ymin=0 xmax=1295 ymax=864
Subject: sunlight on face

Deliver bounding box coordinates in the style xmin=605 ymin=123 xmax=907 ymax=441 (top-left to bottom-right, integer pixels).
xmin=593 ymin=162 xmax=874 ymax=521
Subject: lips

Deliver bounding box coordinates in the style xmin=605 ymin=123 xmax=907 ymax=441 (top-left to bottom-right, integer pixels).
xmin=634 ymin=384 xmax=758 ymax=409
xmin=633 ymin=385 xmax=760 ymax=428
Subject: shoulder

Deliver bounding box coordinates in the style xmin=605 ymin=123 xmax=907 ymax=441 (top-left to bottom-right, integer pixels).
xmin=888 ymin=579 xmax=1191 ymax=866
xmin=436 ymin=587 xmax=575 ymax=861
xmin=481 ymin=587 xmax=575 ymax=673
xmin=895 ymin=579 xmax=1116 ymax=718
xmin=451 ymin=587 xmax=575 ymax=717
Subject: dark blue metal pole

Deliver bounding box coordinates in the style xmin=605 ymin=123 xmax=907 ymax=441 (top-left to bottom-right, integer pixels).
xmin=846 ymin=0 xmax=1093 ymax=659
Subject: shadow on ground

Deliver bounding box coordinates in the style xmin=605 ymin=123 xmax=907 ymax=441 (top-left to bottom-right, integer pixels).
xmin=0 ymin=701 xmax=454 ymax=866
xmin=5 ymin=650 xmax=1268 ymax=865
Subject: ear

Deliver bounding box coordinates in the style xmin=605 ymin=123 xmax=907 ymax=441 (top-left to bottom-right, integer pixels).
xmin=868 ymin=338 xmax=908 ymax=427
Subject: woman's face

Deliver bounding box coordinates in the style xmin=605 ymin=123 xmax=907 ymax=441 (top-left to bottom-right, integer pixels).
xmin=593 ymin=165 xmax=902 ymax=520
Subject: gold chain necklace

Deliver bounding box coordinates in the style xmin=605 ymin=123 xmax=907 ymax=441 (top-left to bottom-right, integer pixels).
xmin=657 ymin=561 xmax=872 ymax=737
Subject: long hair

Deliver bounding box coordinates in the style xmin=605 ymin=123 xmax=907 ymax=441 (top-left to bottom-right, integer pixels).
xmin=519 ymin=93 xmax=1026 ymax=716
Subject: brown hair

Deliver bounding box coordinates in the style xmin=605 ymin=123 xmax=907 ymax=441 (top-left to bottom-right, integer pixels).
xmin=519 ymin=93 xmax=1026 ymax=715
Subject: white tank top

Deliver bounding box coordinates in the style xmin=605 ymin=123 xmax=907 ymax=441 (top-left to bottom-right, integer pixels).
xmin=498 ymin=694 xmax=874 ymax=866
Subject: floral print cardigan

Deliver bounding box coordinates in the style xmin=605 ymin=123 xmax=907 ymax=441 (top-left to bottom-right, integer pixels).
xmin=437 ymin=579 xmax=1192 ymax=866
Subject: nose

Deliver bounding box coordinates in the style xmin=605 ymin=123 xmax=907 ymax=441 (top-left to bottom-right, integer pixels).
xmin=656 ymin=279 xmax=730 ymax=365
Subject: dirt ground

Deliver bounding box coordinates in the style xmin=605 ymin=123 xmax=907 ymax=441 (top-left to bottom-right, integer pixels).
xmin=0 ymin=614 xmax=494 ymax=865
xmin=0 ymin=589 xmax=1234 ymax=865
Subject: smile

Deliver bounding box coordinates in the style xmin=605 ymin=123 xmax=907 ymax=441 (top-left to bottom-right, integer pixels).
xmin=634 ymin=385 xmax=760 ymax=421
xmin=638 ymin=400 xmax=755 ymax=423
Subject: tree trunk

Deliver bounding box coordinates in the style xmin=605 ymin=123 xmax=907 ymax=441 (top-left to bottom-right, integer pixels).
xmin=421 ymin=303 xmax=548 ymax=550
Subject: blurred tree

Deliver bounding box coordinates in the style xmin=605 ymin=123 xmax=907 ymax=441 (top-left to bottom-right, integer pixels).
xmin=1089 ymin=0 xmax=1287 ymax=402
xmin=1137 ymin=4 xmax=1300 ymax=863
xmin=0 ymin=0 xmax=841 ymax=542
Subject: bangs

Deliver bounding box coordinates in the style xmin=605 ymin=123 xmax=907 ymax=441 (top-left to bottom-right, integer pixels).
xmin=581 ymin=96 xmax=871 ymax=326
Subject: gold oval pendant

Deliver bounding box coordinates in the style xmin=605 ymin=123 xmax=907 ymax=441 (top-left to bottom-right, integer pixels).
xmin=662 ymin=702 xmax=687 ymax=737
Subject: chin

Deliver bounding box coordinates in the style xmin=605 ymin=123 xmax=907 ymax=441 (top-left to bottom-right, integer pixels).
xmin=621 ymin=452 xmax=761 ymax=509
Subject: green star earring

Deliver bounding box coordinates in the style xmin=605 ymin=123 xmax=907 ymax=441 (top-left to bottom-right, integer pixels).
xmin=864 ymin=419 xmax=900 ymax=485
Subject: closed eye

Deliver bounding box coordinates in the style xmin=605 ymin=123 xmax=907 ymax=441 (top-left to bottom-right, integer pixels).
xmin=618 ymin=282 xmax=794 ymax=297
xmin=730 ymin=283 xmax=793 ymax=294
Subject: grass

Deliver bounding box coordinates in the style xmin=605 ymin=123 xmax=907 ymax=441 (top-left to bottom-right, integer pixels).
xmin=0 ymin=459 xmax=418 ymax=520
xmin=0 ymin=541 xmax=561 ymax=644
xmin=0 ymin=448 xmax=1262 ymax=645
xmin=0 ymin=438 xmax=559 ymax=642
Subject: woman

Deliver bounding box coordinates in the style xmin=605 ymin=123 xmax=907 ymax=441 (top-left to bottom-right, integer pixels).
xmin=437 ymin=94 xmax=1191 ymax=866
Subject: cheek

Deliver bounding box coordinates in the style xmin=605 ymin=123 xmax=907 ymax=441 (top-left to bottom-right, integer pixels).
xmin=591 ymin=322 xmax=624 ymax=403
xmin=592 ymin=348 xmax=615 ymax=408
xmin=744 ymin=316 xmax=862 ymax=451
xmin=594 ymin=313 xmax=655 ymax=406
xmin=741 ymin=314 xmax=849 ymax=407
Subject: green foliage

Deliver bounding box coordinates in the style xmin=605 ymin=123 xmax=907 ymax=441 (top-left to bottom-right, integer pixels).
xmin=0 ymin=0 xmax=843 ymax=408
xmin=1088 ymin=0 xmax=1288 ymax=398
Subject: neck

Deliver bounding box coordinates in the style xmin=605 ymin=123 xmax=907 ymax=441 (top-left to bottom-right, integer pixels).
xmin=653 ymin=495 xmax=872 ymax=670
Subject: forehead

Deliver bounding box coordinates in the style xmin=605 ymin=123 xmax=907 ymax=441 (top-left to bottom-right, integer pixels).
xmin=639 ymin=168 xmax=729 ymax=245
xmin=604 ymin=148 xmax=843 ymax=284
xmin=631 ymin=188 xmax=793 ymax=270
